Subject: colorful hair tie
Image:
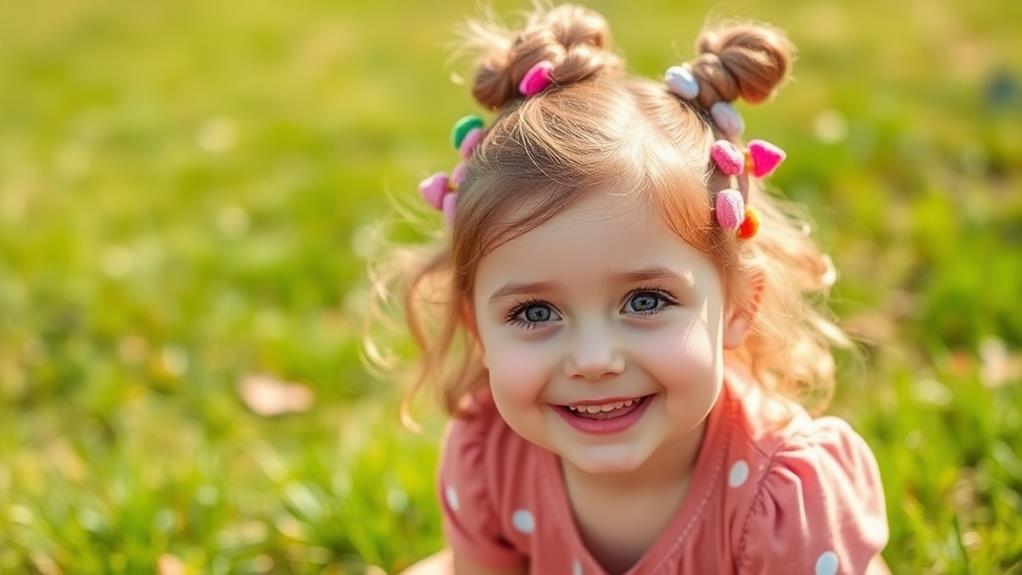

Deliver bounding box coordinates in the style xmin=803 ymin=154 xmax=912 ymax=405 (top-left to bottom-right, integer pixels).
xmin=450 ymin=161 xmax=468 ymax=189
xmin=519 ymin=60 xmax=554 ymax=97
xmin=458 ymin=127 xmax=484 ymax=159
xmin=420 ymin=115 xmax=490 ymax=227
xmin=715 ymin=189 xmax=745 ymax=229
xmin=451 ymin=115 xmax=483 ymax=149
xmin=418 ymin=169 xmax=461 ymax=227
xmin=746 ymin=139 xmax=786 ymax=178
xmin=710 ymin=102 xmax=744 ymax=138
xmin=419 ymin=172 xmax=450 ymax=211
xmin=422 ymin=59 xmax=554 ymax=226
xmin=708 ymin=138 xmax=786 ymax=239
xmin=737 ymin=206 xmax=760 ymax=239
xmin=663 ymin=64 xmax=746 ymax=137
xmin=442 ymin=191 xmax=458 ymax=227
xmin=664 ymin=65 xmax=700 ymax=100
xmin=710 ymin=140 xmax=744 ymax=176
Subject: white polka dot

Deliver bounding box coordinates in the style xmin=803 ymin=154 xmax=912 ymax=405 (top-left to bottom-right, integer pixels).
xmin=728 ymin=460 xmax=749 ymax=488
xmin=815 ymin=551 xmax=839 ymax=575
xmin=444 ymin=485 xmax=460 ymax=512
xmin=572 ymin=559 xmax=583 ymax=575
xmin=511 ymin=509 xmax=535 ymax=533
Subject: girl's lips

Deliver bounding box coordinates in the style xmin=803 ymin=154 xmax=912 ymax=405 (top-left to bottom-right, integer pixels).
xmin=554 ymin=394 xmax=655 ymax=435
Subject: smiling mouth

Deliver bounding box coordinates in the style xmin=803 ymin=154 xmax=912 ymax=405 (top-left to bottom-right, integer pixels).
xmin=556 ymin=394 xmax=654 ymax=420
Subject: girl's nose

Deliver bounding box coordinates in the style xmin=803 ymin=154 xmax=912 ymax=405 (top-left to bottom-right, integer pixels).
xmin=564 ymin=328 xmax=626 ymax=381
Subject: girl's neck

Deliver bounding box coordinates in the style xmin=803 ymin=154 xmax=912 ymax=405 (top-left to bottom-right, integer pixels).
xmin=557 ymin=416 xmax=711 ymax=575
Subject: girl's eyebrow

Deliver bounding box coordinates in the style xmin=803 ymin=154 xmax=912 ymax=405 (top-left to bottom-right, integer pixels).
xmin=487 ymin=265 xmax=695 ymax=303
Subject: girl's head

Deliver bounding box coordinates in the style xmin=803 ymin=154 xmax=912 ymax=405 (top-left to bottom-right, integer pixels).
xmin=364 ymin=3 xmax=849 ymax=448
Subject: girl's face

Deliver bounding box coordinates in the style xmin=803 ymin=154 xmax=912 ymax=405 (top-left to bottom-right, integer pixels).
xmin=469 ymin=192 xmax=753 ymax=475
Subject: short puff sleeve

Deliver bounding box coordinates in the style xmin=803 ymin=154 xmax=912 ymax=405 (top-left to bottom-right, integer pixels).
xmin=735 ymin=416 xmax=889 ymax=574
xmin=437 ymin=409 xmax=527 ymax=569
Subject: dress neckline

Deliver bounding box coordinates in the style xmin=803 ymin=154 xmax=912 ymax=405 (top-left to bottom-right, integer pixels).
xmin=537 ymin=376 xmax=736 ymax=574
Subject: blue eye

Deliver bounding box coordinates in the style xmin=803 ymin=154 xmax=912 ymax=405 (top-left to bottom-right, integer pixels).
xmin=628 ymin=292 xmax=666 ymax=314
xmin=505 ymin=298 xmax=559 ymax=330
xmin=504 ymin=285 xmax=678 ymax=330
xmin=624 ymin=287 xmax=677 ymax=316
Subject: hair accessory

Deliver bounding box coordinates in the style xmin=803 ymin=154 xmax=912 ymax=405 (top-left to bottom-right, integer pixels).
xmin=451 ymin=115 xmax=484 ymax=150
xmin=663 ymin=64 xmax=746 ymax=138
xmin=418 ymin=169 xmax=461 ymax=226
xmin=708 ymin=138 xmax=786 ymax=240
xmin=420 ymin=116 xmax=491 ymax=226
xmin=710 ymin=102 xmax=745 ymax=137
xmin=710 ymin=140 xmax=744 ymax=175
xmin=715 ymin=189 xmax=745 ymax=229
xmin=418 ymin=172 xmax=451 ymax=210
xmin=442 ymin=191 xmax=458 ymax=227
xmin=664 ymin=65 xmax=700 ymax=100
xmin=737 ymin=205 xmax=760 ymax=239
xmin=450 ymin=161 xmax=468 ymax=189
xmin=519 ymin=60 xmax=555 ymax=97
xmin=710 ymin=139 xmax=787 ymax=182
xmin=662 ymin=64 xmax=785 ymax=240
xmin=746 ymin=139 xmax=786 ymax=177
xmin=459 ymin=127 xmax=484 ymax=159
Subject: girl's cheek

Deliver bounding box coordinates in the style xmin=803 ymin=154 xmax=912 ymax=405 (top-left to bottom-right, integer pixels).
xmin=637 ymin=320 xmax=719 ymax=392
xmin=486 ymin=341 xmax=552 ymax=404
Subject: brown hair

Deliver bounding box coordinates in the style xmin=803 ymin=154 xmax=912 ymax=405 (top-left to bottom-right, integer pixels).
xmin=362 ymin=1 xmax=850 ymax=430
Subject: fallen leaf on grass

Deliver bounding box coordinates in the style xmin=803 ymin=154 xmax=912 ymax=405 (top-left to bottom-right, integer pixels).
xmin=157 ymin=554 xmax=185 ymax=575
xmin=238 ymin=374 xmax=314 ymax=416
xmin=980 ymin=337 xmax=1022 ymax=389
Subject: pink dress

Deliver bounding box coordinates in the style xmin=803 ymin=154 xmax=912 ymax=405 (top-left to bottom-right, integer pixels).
xmin=437 ymin=365 xmax=889 ymax=574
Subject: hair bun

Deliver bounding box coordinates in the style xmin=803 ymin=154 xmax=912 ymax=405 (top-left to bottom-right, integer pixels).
xmin=455 ymin=3 xmax=624 ymax=111
xmin=689 ymin=22 xmax=795 ymax=109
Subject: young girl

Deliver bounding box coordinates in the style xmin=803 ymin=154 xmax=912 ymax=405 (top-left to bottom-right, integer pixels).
xmin=368 ymin=3 xmax=890 ymax=573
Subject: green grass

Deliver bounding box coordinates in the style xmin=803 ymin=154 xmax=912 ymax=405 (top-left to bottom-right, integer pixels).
xmin=1 ymin=0 xmax=1020 ymax=572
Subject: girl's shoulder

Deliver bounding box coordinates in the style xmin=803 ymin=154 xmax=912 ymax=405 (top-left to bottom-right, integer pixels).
xmin=440 ymin=387 xmax=532 ymax=486
xmin=720 ymin=365 xmax=890 ymax=574
xmin=436 ymin=387 xmax=537 ymax=570
xmin=723 ymin=361 xmax=874 ymax=457
xmin=441 ymin=386 xmax=530 ymax=465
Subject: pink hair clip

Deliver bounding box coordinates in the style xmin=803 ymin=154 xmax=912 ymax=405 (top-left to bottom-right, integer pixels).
xmin=715 ymin=189 xmax=745 ymax=230
xmin=519 ymin=60 xmax=554 ymax=97
xmin=419 ymin=172 xmax=451 ymax=210
xmin=745 ymin=140 xmax=786 ymax=178
xmin=419 ymin=115 xmax=491 ymax=227
xmin=709 ymin=138 xmax=786 ymax=239
xmin=418 ymin=172 xmax=458 ymax=227
xmin=710 ymin=140 xmax=745 ymax=176
xmin=710 ymin=139 xmax=786 ymax=178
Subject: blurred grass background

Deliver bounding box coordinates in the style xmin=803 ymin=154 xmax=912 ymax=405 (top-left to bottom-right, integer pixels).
xmin=0 ymin=0 xmax=1020 ymax=573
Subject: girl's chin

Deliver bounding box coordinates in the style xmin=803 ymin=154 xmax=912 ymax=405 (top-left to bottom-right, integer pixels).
xmin=560 ymin=445 xmax=651 ymax=475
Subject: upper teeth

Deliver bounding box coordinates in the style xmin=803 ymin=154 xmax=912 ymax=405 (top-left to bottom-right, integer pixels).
xmin=568 ymin=398 xmax=639 ymax=413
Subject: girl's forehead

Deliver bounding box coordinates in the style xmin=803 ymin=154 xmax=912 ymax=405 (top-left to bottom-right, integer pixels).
xmin=510 ymin=192 xmax=657 ymax=240
xmin=476 ymin=193 xmax=717 ymax=291
xmin=492 ymin=195 xmax=654 ymax=253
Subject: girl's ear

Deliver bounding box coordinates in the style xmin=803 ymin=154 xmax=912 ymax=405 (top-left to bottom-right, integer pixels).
xmin=723 ymin=267 xmax=765 ymax=350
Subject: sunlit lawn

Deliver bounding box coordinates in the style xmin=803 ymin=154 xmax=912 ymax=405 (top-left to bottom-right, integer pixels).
xmin=1 ymin=0 xmax=1020 ymax=573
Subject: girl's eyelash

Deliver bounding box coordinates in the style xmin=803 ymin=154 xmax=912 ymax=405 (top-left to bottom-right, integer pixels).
xmin=504 ymin=297 xmax=547 ymax=329
xmin=503 ymin=284 xmax=679 ymax=330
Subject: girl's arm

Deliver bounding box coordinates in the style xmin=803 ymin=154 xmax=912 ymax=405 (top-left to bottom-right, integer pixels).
xmin=400 ymin=548 xmax=528 ymax=575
